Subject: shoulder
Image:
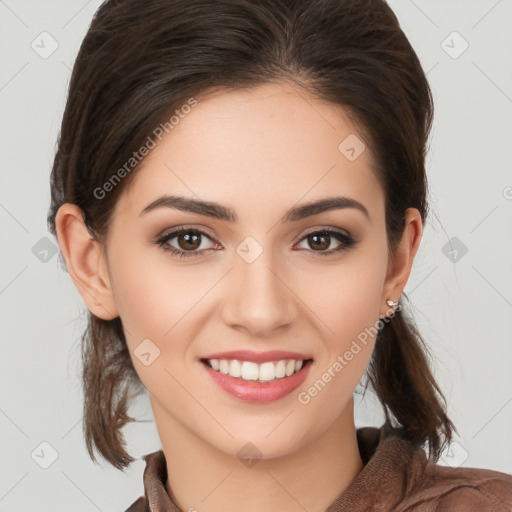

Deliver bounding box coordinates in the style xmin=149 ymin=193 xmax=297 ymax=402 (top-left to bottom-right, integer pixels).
xmin=399 ymin=456 xmax=512 ymax=511
xmin=356 ymin=425 xmax=512 ymax=511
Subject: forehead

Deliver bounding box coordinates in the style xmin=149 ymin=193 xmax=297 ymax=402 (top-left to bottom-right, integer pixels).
xmin=114 ymin=81 xmax=383 ymax=222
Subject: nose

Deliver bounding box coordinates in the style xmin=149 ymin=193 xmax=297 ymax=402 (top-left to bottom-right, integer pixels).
xmin=221 ymin=248 xmax=296 ymax=337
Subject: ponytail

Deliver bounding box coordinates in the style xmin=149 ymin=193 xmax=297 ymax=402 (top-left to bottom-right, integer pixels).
xmin=364 ymin=295 xmax=457 ymax=462
xmin=81 ymin=315 xmax=141 ymax=470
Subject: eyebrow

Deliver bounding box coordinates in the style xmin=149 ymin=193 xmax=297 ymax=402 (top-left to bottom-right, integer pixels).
xmin=139 ymin=194 xmax=371 ymax=224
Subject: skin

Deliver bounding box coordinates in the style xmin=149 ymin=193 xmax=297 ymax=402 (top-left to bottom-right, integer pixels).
xmin=56 ymin=81 xmax=422 ymax=512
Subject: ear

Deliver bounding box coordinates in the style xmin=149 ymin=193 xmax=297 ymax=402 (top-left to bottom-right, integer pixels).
xmin=380 ymin=207 xmax=423 ymax=316
xmin=55 ymin=203 xmax=119 ymax=320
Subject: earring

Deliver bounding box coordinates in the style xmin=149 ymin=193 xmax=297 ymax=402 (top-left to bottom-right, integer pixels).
xmin=379 ymin=298 xmax=400 ymax=319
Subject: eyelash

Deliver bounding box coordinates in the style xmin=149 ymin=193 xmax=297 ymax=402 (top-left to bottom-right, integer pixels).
xmin=155 ymin=227 xmax=357 ymax=259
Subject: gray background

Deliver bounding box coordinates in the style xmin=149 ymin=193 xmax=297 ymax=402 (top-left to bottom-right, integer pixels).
xmin=1 ymin=0 xmax=511 ymax=510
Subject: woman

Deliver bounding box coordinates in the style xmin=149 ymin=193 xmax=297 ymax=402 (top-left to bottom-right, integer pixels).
xmin=47 ymin=0 xmax=512 ymax=510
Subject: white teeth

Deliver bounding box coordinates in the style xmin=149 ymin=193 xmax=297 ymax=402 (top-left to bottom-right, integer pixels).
xmin=219 ymin=359 xmax=230 ymax=374
xmin=229 ymin=359 xmax=242 ymax=378
xmin=206 ymin=358 xmax=307 ymax=382
xmin=258 ymin=362 xmax=275 ymax=381
xmin=241 ymin=361 xmax=259 ymax=380
xmin=275 ymin=360 xmax=286 ymax=378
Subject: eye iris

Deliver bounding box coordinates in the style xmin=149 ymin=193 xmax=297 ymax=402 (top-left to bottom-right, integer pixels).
xmin=178 ymin=232 xmax=201 ymax=251
xmin=309 ymin=233 xmax=330 ymax=251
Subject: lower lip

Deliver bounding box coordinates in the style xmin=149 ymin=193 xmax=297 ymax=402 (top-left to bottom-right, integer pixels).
xmin=201 ymin=360 xmax=312 ymax=403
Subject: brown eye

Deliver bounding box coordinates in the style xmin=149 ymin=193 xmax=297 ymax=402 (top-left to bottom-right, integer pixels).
xmin=156 ymin=228 xmax=218 ymax=258
xmin=296 ymin=229 xmax=356 ymax=257
xmin=176 ymin=231 xmax=202 ymax=251
xmin=307 ymin=233 xmax=331 ymax=251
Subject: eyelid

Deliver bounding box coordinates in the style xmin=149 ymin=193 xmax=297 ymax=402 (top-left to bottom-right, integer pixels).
xmin=155 ymin=224 xmax=218 ymax=242
xmin=297 ymin=225 xmax=352 ymax=240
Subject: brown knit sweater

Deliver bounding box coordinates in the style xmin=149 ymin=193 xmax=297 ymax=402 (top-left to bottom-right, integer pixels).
xmin=125 ymin=424 xmax=512 ymax=511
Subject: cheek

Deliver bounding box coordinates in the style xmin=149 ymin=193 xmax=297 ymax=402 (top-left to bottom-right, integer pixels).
xmin=295 ymin=254 xmax=385 ymax=416
xmin=107 ymin=248 xmax=199 ymax=397
xmin=298 ymin=242 xmax=388 ymax=348
xmin=107 ymin=241 xmax=186 ymax=345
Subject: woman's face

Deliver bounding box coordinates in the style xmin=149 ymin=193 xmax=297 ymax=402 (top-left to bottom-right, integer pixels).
xmin=100 ymin=81 xmax=412 ymax=459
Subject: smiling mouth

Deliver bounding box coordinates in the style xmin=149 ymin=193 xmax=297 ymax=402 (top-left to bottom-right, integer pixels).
xmin=200 ymin=358 xmax=313 ymax=383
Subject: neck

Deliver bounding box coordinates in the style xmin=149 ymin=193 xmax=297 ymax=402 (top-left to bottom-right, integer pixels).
xmin=152 ymin=398 xmax=364 ymax=512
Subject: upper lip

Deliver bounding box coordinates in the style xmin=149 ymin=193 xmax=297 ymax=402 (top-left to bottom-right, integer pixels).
xmin=200 ymin=350 xmax=313 ymax=364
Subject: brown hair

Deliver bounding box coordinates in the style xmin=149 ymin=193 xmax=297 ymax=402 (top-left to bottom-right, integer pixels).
xmin=47 ymin=0 xmax=456 ymax=470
